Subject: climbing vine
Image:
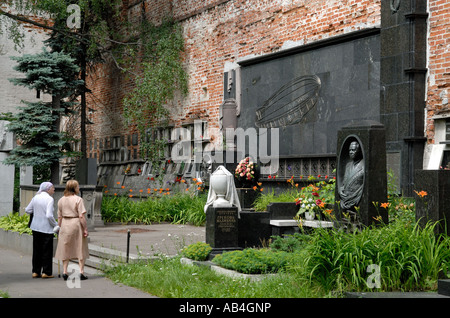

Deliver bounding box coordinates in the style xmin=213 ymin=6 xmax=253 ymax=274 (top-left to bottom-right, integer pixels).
xmin=122 ymin=19 xmax=188 ymax=165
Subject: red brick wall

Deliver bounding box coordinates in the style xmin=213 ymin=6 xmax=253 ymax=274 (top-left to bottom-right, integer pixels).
xmin=86 ymin=0 xmax=383 ymax=160
xmin=426 ymin=0 xmax=450 ymax=144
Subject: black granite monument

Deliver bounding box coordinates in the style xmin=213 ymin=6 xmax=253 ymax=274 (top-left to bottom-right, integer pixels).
xmin=414 ymin=170 xmax=450 ymax=236
xmin=335 ymin=121 xmax=388 ymax=228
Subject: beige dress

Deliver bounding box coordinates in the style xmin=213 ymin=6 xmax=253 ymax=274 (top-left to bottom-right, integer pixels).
xmin=55 ymin=195 xmax=89 ymax=261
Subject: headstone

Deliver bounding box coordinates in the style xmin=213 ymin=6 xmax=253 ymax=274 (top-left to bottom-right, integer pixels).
xmin=0 ymin=121 xmax=15 ymax=216
xmin=204 ymin=166 xmax=242 ymax=257
xmin=335 ymin=121 xmax=388 ymax=228
xmin=205 ymin=206 xmax=240 ymax=257
xmin=414 ymin=170 xmax=450 ymax=236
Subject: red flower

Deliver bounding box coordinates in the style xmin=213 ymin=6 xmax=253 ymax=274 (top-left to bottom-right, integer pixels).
xmin=312 ymin=192 xmax=319 ymax=197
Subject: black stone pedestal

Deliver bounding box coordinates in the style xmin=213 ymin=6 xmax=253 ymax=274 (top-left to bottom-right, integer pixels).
xmin=238 ymin=211 xmax=271 ymax=248
xmin=236 ymin=188 xmax=260 ymax=209
xmin=205 ymin=206 xmax=241 ymax=258
xmin=335 ymin=121 xmax=388 ymax=227
xmin=414 ymin=170 xmax=450 ymax=236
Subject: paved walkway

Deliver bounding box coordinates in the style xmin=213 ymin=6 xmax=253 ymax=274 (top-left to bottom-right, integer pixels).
xmin=0 ymin=223 xmax=205 ymax=298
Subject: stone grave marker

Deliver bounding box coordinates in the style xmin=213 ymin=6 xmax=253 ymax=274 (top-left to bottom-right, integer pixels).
xmin=335 ymin=121 xmax=388 ymax=229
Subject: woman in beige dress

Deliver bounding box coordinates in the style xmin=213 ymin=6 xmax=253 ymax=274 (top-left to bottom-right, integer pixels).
xmin=55 ymin=180 xmax=89 ymax=280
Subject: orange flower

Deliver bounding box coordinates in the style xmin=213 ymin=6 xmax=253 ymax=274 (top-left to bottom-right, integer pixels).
xmin=139 ymin=189 xmax=143 ymax=193
xmin=129 ymin=194 xmax=133 ymax=198
xmin=380 ymin=202 xmax=390 ymax=209
xmin=253 ymin=185 xmax=258 ymax=190
xmin=121 ymin=186 xmax=125 ymax=189
xmin=181 ymin=179 xmax=186 ymax=183
xmin=414 ymin=190 xmax=428 ymax=198
xmin=196 ymin=181 xmax=202 ymax=185
xmin=116 ymin=182 xmax=121 ymax=185
xmin=129 ymin=189 xmax=133 ymax=192
xmin=193 ymin=178 xmax=197 ymax=182
xmin=114 ymin=193 xmax=117 ymax=196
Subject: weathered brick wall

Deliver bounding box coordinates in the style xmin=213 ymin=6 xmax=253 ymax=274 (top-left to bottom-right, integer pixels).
xmin=426 ymin=0 xmax=450 ymax=144
xmin=86 ymin=0 xmax=382 ymax=160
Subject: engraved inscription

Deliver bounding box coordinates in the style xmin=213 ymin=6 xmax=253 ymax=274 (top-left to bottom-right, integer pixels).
xmin=216 ymin=210 xmax=237 ymax=233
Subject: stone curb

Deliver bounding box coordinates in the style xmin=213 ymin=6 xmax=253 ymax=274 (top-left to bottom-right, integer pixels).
xmin=180 ymin=257 xmax=275 ymax=282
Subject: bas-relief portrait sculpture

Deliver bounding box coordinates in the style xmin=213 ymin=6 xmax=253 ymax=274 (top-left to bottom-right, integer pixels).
xmin=338 ymin=138 xmax=365 ymax=212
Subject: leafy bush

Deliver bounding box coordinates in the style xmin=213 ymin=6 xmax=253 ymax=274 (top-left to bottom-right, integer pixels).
xmin=101 ymin=193 xmax=207 ymax=226
xmin=213 ymin=248 xmax=290 ymax=274
xmin=0 ymin=213 xmax=32 ymax=235
xmin=181 ymin=242 xmax=212 ymax=261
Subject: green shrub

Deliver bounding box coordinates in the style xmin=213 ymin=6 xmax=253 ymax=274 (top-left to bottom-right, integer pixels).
xmin=181 ymin=242 xmax=212 ymax=261
xmin=0 ymin=213 xmax=32 ymax=235
xmin=213 ymin=248 xmax=290 ymax=274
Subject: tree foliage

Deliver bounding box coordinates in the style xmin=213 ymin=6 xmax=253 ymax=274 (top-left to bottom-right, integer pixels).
xmin=123 ymin=19 xmax=188 ymax=163
xmin=1 ymin=1 xmax=189 ymax=164
xmin=4 ymin=49 xmax=82 ymax=171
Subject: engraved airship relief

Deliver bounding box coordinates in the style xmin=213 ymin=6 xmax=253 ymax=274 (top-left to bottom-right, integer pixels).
xmin=255 ymin=75 xmax=321 ymax=128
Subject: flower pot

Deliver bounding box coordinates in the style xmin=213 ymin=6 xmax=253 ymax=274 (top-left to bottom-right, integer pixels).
xmin=304 ymin=211 xmax=315 ymax=221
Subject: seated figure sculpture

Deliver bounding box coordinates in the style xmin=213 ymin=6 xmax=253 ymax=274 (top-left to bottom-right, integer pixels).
xmin=338 ymin=140 xmax=365 ymax=212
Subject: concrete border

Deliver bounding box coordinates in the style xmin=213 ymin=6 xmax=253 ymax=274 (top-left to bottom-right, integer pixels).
xmin=0 ymin=228 xmax=57 ymax=255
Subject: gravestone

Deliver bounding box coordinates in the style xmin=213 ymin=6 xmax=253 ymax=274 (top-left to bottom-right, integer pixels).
xmin=205 ymin=206 xmax=240 ymax=257
xmin=0 ymin=121 xmax=15 ymax=216
xmin=414 ymin=170 xmax=450 ymax=236
xmin=335 ymin=121 xmax=388 ymax=228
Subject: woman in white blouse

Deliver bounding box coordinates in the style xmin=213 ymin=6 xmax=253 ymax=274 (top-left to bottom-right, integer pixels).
xmin=25 ymin=182 xmax=59 ymax=278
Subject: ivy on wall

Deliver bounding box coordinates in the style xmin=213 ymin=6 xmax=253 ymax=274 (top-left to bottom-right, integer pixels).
xmin=122 ymin=19 xmax=188 ymax=165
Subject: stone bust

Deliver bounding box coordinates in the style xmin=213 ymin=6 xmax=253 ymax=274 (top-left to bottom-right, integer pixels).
xmin=338 ymin=139 xmax=365 ymax=212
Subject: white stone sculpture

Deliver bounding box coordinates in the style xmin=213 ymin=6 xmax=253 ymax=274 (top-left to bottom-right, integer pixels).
xmin=204 ymin=165 xmax=241 ymax=215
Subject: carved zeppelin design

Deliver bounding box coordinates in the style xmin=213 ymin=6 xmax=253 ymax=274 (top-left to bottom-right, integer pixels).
xmin=255 ymin=75 xmax=321 ymax=128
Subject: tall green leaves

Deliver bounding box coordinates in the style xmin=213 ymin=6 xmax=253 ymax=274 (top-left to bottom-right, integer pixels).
xmin=298 ymin=220 xmax=450 ymax=293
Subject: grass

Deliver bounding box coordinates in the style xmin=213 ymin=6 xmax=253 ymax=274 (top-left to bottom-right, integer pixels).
xmin=103 ymin=256 xmax=324 ymax=298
